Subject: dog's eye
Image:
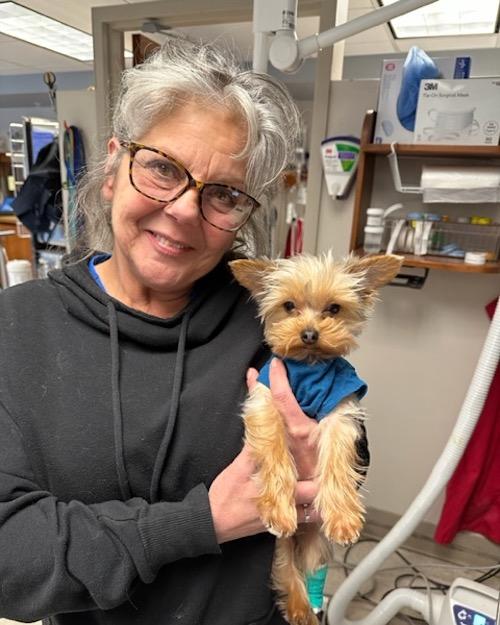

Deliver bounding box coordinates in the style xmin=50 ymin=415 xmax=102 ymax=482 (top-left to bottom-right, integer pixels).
xmin=283 ymin=301 xmax=296 ymax=313
xmin=325 ymin=303 xmax=341 ymax=315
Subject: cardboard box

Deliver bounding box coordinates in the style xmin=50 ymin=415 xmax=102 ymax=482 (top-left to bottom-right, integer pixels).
xmin=414 ymin=78 xmax=500 ymax=146
xmin=374 ymin=56 xmax=471 ymax=144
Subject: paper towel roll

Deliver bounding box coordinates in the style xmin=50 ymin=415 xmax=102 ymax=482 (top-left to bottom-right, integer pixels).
xmin=421 ymin=164 xmax=500 ymax=203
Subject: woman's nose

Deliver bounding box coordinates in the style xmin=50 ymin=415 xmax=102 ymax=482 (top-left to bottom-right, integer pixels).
xmin=163 ymin=187 xmax=201 ymax=225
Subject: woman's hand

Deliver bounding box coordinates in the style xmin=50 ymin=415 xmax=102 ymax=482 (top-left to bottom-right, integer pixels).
xmin=209 ymin=358 xmax=321 ymax=544
xmin=208 ymin=442 xmax=266 ymax=544
xmin=208 ymin=441 xmax=319 ymax=544
xmin=265 ymin=358 xmax=320 ymax=482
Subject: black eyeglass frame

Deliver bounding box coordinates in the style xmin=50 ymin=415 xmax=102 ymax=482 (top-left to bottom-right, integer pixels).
xmin=119 ymin=141 xmax=260 ymax=233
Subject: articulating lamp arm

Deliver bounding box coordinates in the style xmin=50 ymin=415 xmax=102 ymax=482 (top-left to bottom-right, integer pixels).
xmin=253 ymin=0 xmax=439 ymax=73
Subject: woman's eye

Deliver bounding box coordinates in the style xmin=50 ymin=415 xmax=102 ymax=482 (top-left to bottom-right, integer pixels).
xmin=204 ymin=186 xmax=240 ymax=214
xmin=325 ymin=303 xmax=341 ymax=315
xmin=210 ymin=187 xmax=237 ymax=208
xmin=283 ymin=301 xmax=295 ymax=312
xmin=214 ymin=189 xmax=234 ymax=204
xmin=150 ymin=160 xmax=180 ymax=179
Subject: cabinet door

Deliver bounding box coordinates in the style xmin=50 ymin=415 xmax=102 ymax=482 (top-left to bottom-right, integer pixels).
xmin=0 ymin=221 xmax=33 ymax=263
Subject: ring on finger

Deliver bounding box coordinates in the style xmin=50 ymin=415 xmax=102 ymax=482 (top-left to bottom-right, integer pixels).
xmin=302 ymin=503 xmax=311 ymax=523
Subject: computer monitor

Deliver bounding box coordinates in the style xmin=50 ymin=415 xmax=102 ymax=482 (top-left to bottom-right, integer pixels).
xmin=25 ymin=118 xmax=59 ymax=169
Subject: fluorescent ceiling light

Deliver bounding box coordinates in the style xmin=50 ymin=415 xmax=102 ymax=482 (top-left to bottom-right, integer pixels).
xmin=378 ymin=0 xmax=500 ymax=38
xmin=0 ymin=2 xmax=131 ymax=62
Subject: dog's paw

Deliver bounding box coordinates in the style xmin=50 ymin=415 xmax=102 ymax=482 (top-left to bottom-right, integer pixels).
xmin=321 ymin=512 xmax=363 ymax=545
xmin=286 ymin=599 xmax=319 ymax=625
xmin=261 ymin=503 xmax=297 ymax=537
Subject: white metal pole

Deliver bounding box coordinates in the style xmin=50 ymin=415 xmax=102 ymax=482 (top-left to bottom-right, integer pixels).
xmin=327 ymin=297 xmax=500 ymax=625
xmin=253 ymin=31 xmax=270 ymax=72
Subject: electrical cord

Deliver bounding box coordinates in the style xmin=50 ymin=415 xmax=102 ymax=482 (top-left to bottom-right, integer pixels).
xmin=324 ymin=537 xmax=500 ymax=625
xmin=476 ymin=566 xmax=500 ymax=584
xmin=342 ymin=539 xmax=451 ymax=599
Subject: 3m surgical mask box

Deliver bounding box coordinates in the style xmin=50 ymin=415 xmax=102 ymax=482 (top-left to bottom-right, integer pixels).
xmin=373 ymin=56 xmax=471 ymax=144
xmin=414 ymin=78 xmax=500 ymax=145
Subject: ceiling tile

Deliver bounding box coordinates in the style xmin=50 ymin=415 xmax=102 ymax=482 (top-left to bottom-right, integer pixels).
xmin=14 ymin=0 xmax=127 ymax=33
xmin=1 ymin=0 xmax=499 ymax=78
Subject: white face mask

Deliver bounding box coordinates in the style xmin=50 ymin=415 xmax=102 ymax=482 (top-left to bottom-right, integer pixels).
xmin=426 ymin=108 xmax=479 ymax=139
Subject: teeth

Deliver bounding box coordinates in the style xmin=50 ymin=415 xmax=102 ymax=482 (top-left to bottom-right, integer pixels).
xmin=153 ymin=232 xmax=188 ymax=250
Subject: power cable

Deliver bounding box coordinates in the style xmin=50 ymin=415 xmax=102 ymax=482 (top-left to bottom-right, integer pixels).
xmin=324 ymin=537 xmax=500 ymax=625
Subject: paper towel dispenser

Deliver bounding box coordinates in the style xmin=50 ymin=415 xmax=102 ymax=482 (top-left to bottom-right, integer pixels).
xmin=387 ymin=142 xmax=500 ymax=202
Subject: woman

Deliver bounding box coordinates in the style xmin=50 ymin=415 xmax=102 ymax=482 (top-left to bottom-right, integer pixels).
xmin=0 ymin=41 xmax=363 ymax=625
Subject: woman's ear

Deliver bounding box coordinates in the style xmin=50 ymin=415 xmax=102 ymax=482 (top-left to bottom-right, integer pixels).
xmin=101 ymin=137 xmax=121 ymax=202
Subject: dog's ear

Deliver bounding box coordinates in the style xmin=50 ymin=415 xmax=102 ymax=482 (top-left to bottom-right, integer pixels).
xmin=228 ymin=258 xmax=276 ymax=296
xmin=344 ymin=254 xmax=403 ymax=291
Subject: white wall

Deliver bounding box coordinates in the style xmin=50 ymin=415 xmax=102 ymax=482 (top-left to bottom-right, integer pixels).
xmin=315 ymin=79 xmax=499 ymax=524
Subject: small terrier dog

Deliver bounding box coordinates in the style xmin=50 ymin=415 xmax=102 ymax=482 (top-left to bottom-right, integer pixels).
xmin=229 ymin=252 xmax=402 ymax=625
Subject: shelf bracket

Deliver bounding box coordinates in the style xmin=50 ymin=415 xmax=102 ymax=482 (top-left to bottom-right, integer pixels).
xmin=388 ymin=142 xmax=423 ymax=194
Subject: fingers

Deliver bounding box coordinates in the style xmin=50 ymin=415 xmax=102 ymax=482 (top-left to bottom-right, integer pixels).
xmin=295 ymin=478 xmax=318 ymax=505
xmin=246 ymin=367 xmax=259 ymax=392
xmin=268 ymin=357 xmax=319 ymax=480
xmin=296 ymin=477 xmax=321 ymax=524
xmin=268 ymin=358 xmax=312 ymax=437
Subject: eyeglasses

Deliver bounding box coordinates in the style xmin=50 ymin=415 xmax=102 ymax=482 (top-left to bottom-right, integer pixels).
xmin=119 ymin=141 xmax=260 ymax=232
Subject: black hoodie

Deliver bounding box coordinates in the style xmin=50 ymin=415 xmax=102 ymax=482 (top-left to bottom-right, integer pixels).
xmin=0 ymin=258 xmax=284 ymax=625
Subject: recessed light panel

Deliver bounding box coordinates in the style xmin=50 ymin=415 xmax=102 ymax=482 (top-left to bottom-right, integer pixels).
xmin=379 ymin=0 xmax=500 ymax=38
xmin=0 ymin=2 xmax=132 ymax=61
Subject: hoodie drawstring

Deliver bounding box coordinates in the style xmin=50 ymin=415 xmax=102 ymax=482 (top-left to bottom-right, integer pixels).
xmin=107 ymin=300 xmax=191 ymax=504
xmin=149 ymin=309 xmax=190 ymax=503
xmin=108 ymin=301 xmax=132 ymax=501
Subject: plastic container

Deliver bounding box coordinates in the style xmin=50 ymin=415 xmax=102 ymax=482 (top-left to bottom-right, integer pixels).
xmin=464 ymin=251 xmax=487 ymax=265
xmin=363 ymin=225 xmax=385 ymax=254
xmin=6 ymin=259 xmax=33 ymax=286
xmin=366 ymin=208 xmax=385 ymax=225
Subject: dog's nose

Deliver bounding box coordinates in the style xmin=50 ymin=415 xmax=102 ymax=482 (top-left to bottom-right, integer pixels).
xmin=301 ymin=329 xmax=319 ymax=345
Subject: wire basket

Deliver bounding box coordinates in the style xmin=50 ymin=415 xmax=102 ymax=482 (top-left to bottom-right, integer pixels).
xmin=382 ymin=219 xmax=500 ymax=260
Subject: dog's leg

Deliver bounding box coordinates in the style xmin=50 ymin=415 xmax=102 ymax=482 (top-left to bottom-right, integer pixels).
xmin=272 ymin=533 xmax=320 ymax=625
xmin=243 ymin=383 xmax=297 ymax=536
xmin=314 ymin=398 xmax=366 ymax=545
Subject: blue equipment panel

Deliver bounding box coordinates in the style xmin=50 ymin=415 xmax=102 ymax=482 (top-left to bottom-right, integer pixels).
xmin=453 ymin=603 xmax=495 ymax=625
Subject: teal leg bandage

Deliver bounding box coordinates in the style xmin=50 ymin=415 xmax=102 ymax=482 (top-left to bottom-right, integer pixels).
xmin=306 ymin=564 xmax=328 ymax=612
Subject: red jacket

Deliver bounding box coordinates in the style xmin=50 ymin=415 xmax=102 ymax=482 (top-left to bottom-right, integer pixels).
xmin=435 ymin=299 xmax=500 ymax=544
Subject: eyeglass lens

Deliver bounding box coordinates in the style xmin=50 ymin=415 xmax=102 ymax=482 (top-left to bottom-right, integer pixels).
xmin=132 ymin=147 xmax=255 ymax=231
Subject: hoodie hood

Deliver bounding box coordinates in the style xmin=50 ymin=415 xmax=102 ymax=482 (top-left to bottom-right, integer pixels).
xmin=48 ymin=256 xmax=248 ymax=503
xmin=49 ymin=257 xmax=243 ymax=349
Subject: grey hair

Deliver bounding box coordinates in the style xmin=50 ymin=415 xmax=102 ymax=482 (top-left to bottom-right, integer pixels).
xmin=75 ymin=38 xmax=302 ymax=257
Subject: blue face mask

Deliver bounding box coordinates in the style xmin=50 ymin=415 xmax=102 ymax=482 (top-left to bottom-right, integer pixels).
xmin=397 ymin=46 xmax=440 ymax=132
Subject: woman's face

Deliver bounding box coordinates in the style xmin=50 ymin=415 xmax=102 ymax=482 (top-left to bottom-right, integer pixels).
xmin=102 ymin=102 xmax=248 ymax=309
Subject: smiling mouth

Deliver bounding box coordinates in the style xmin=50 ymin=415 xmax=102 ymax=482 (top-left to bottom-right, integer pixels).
xmin=149 ymin=230 xmax=192 ymax=251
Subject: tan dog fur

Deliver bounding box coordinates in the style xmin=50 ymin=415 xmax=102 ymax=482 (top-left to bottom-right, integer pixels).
xmin=229 ymin=253 xmax=402 ymax=625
